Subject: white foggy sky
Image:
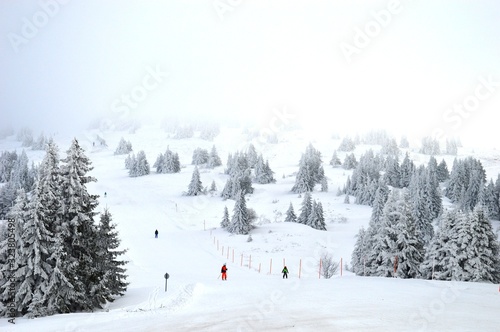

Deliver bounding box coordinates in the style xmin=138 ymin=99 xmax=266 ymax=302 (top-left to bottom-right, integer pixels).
xmin=0 ymin=0 xmax=499 ymax=147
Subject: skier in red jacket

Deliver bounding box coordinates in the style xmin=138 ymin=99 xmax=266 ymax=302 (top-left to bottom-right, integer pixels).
xmin=221 ymin=264 xmax=228 ymax=280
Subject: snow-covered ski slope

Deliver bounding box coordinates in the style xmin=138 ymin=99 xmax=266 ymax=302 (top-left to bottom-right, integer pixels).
xmin=1 ymin=124 xmax=500 ymax=332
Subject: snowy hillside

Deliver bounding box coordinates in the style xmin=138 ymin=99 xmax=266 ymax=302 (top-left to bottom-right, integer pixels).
xmin=1 ymin=124 xmax=500 ymax=332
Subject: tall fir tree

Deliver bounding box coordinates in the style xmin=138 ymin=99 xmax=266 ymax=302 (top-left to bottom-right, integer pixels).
xmin=297 ymin=192 xmax=313 ymax=224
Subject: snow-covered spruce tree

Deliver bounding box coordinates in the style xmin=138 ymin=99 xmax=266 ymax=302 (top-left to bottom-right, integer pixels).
xmin=384 ymin=155 xmax=401 ymax=188
xmin=373 ymin=190 xmax=401 ymax=277
xmin=59 ymin=138 xmax=101 ymax=311
xmin=342 ymin=153 xmax=357 ymax=170
xmin=351 ymin=227 xmax=368 ymax=276
xmin=227 ymin=191 xmax=252 ymax=235
xmin=346 ymin=149 xmax=382 ymax=206
xmin=291 ymin=144 xmax=324 ymax=193
xmin=246 ymin=144 xmax=258 ymax=169
xmin=135 ymin=151 xmax=150 ymax=177
xmin=192 ymin=148 xmax=209 ymax=165
xmin=207 ymin=145 xmax=222 ymax=168
xmin=186 ymin=166 xmax=204 ymax=196
xmin=307 ymin=200 xmax=326 ymax=231
xmin=420 ymin=210 xmax=458 ymax=280
xmin=0 ymin=150 xmax=17 ymax=183
xmin=436 ymin=159 xmax=449 ymax=182
xmin=394 ymin=189 xmax=425 ymax=279
xmin=297 ymin=192 xmax=312 ymax=224
xmin=484 ymin=180 xmax=500 ymax=220
xmin=94 ymin=209 xmax=128 ymax=304
xmin=452 ymin=205 xmax=500 ymax=282
xmin=399 ymin=152 xmax=414 ymax=188
xmin=14 ymin=188 xmax=56 ymax=317
xmin=329 ymin=150 xmax=341 ymax=167
xmin=461 ymin=169 xmax=484 ymax=211
xmin=221 ymin=206 xmax=230 ymax=229
xmin=164 ymin=148 xmax=181 ymax=173
xmin=284 ymin=202 xmax=297 ymax=223
xmin=254 ymin=155 xmax=275 ymax=184
xmin=114 ymin=138 xmax=132 ymax=155
xmin=209 ymin=180 xmax=217 ymax=193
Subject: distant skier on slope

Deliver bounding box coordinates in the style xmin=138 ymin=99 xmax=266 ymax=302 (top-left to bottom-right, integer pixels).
xmin=155 ymin=229 xmax=158 ymax=238
xmin=221 ymin=263 xmax=228 ymax=280
xmin=282 ymin=266 xmax=289 ymax=279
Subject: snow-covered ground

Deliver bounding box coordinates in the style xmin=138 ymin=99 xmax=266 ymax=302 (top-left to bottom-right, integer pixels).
xmin=1 ymin=124 xmax=500 ymax=332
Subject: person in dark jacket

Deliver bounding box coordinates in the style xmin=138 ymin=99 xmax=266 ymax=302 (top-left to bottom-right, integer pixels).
xmin=221 ymin=263 xmax=228 ymax=280
xmin=155 ymin=229 xmax=158 ymax=238
xmin=282 ymin=266 xmax=289 ymax=279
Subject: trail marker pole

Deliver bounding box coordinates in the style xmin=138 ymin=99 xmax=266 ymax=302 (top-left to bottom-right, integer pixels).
xmin=269 ymin=259 xmax=272 ymax=275
xmin=164 ymin=273 xmax=170 ymax=292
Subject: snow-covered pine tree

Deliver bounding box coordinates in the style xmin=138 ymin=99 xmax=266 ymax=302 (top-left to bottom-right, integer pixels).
xmin=351 ymin=227 xmax=368 ymax=276
xmin=221 ymin=206 xmax=230 ymax=229
xmin=192 ymin=148 xmax=209 ymax=165
xmin=227 ymin=191 xmax=251 ymax=235
xmin=291 ymin=144 xmax=324 ymax=193
xmin=384 ymin=155 xmax=401 ymax=188
xmin=254 ymin=155 xmax=275 ymax=184
xmin=329 ymin=150 xmax=341 ymax=167
xmin=399 ymin=152 xmax=414 ymax=188
xmin=436 ymin=159 xmax=449 ymax=182
xmin=15 ymin=188 xmax=55 ymax=317
xmin=395 ymin=189 xmax=424 ymax=279
xmin=452 ymin=205 xmax=500 ymax=282
xmin=307 ymin=201 xmax=326 ymax=231
xmin=59 ymin=138 xmax=100 ymax=311
xmin=343 ymin=153 xmax=357 ymax=170
xmin=284 ymin=202 xmax=297 ymax=223
xmin=186 ymin=166 xmax=204 ymax=196
xmin=207 ymin=145 xmax=222 ymax=168
xmin=246 ymin=144 xmax=258 ymax=168
xmin=420 ymin=210 xmax=458 ymax=280
xmin=135 ymin=151 xmax=150 ymax=176
xmin=297 ymin=192 xmax=312 ymax=224
xmin=373 ymin=190 xmax=401 ymax=277
xmin=94 ymin=209 xmax=128 ymax=305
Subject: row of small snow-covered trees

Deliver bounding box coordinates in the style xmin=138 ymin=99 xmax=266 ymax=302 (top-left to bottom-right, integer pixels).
xmin=0 ymin=139 xmax=128 ymax=318
xmin=192 ymin=146 xmax=222 ymax=168
xmin=352 ymin=187 xmax=500 ymax=282
xmin=284 ymin=192 xmax=326 ymax=231
xmin=114 ymin=137 xmax=133 ymax=155
xmin=220 ymin=191 xmax=257 ymax=235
